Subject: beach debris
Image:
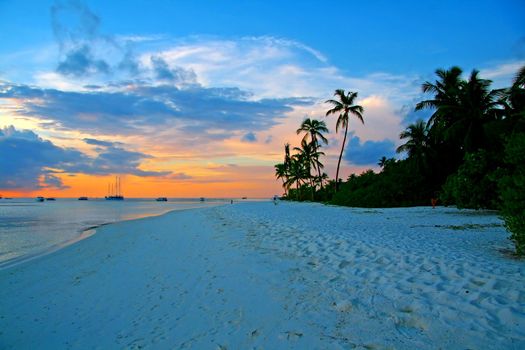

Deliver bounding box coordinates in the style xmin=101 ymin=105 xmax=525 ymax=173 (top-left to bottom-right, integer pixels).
xmin=284 ymin=330 xmax=303 ymax=340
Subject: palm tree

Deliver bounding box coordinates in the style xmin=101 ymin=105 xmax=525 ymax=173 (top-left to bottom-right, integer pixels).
xmin=416 ymin=66 xmax=463 ymax=132
xmin=397 ymin=120 xmax=428 ymax=155
xmin=284 ymin=158 xmax=308 ymax=200
xmin=500 ymin=65 xmax=525 ymax=131
xmin=296 ymin=118 xmax=329 ymax=182
xmin=326 ymin=89 xmax=364 ymax=191
xmin=397 ymin=119 xmax=429 ymax=171
xmin=378 ymin=156 xmax=388 ymax=169
xmin=314 ymin=172 xmax=329 ymax=189
xmin=284 ymin=143 xmax=291 ymax=172
xmin=416 ymin=67 xmax=504 ymax=153
xmin=296 ymin=118 xmax=329 ymax=149
xmin=451 ymin=70 xmax=504 ymax=152
xmin=274 ymin=163 xmax=288 ymax=196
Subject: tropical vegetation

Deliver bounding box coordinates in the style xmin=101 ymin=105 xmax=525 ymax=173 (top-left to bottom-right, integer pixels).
xmin=274 ymin=65 xmax=525 ymax=256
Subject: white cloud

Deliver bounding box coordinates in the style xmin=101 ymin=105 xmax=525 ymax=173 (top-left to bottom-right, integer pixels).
xmin=479 ymin=60 xmax=525 ymax=87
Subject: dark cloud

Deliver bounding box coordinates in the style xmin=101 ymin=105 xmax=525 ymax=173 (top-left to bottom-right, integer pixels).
xmin=57 ymin=45 xmax=110 ymax=76
xmin=241 ymin=132 xmax=257 ymax=143
xmin=118 ymin=50 xmax=140 ymax=75
xmin=51 ymin=0 xmax=101 ymax=45
xmin=51 ymin=0 xmax=138 ymax=77
xmin=344 ymin=133 xmax=396 ymax=165
xmin=0 ymin=126 xmax=170 ymax=190
xmin=0 ymin=81 xmax=312 ymax=139
xmin=83 ymin=138 xmax=118 ymax=147
xmin=88 ymin=141 xmax=170 ymax=177
xmin=151 ymin=56 xmax=197 ymax=84
xmin=0 ymin=126 xmax=88 ymax=189
xmin=264 ymin=135 xmax=273 ymax=144
xmin=42 ymin=173 xmax=69 ymax=189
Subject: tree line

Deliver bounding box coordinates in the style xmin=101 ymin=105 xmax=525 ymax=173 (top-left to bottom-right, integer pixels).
xmin=275 ymin=65 xmax=525 ymax=256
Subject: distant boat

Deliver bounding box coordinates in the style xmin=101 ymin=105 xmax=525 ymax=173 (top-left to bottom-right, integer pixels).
xmin=46 ymin=197 xmax=56 ymax=201
xmin=242 ymin=196 xmax=247 ymax=199
xmin=156 ymin=197 xmax=168 ymax=202
xmin=78 ymin=196 xmax=88 ymax=201
xmin=199 ymin=197 xmax=205 ymax=202
xmin=36 ymin=196 xmax=44 ymax=202
xmin=105 ymin=176 xmax=124 ymax=200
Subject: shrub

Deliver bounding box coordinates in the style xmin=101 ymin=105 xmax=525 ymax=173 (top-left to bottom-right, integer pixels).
xmin=499 ymin=133 xmax=525 ymax=256
xmin=440 ymin=150 xmax=501 ymax=210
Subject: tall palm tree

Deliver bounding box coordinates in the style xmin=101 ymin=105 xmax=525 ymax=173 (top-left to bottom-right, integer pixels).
xmin=284 ymin=143 xmax=291 ymax=172
xmin=296 ymin=118 xmax=329 ymax=182
xmin=450 ymin=70 xmax=504 ymax=152
xmin=416 ymin=67 xmax=504 ymax=153
xmin=416 ymin=66 xmax=463 ymax=132
xmin=326 ymin=89 xmax=364 ymax=191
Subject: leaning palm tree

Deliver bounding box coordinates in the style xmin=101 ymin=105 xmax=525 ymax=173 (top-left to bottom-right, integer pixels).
xmin=274 ymin=163 xmax=288 ymax=196
xmin=296 ymin=118 xmax=329 ymax=182
xmin=326 ymin=89 xmax=364 ymax=191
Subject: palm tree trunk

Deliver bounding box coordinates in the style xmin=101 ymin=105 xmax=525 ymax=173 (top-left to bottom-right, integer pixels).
xmin=312 ymin=136 xmax=323 ymax=190
xmin=335 ymin=123 xmax=349 ymax=192
xmin=281 ymin=178 xmax=287 ymax=196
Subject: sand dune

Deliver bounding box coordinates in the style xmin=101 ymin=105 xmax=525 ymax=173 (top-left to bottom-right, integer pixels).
xmin=1 ymin=202 xmax=524 ymax=349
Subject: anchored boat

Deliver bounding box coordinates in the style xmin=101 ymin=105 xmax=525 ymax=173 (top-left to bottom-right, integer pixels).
xmin=105 ymin=176 xmax=124 ymax=200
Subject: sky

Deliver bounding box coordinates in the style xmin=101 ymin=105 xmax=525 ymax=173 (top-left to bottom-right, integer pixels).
xmin=0 ymin=0 xmax=524 ymax=198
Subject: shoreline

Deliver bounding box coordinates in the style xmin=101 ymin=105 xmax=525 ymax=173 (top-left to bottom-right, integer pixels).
xmin=1 ymin=202 xmax=523 ymax=348
xmin=0 ymin=202 xmax=225 ymax=271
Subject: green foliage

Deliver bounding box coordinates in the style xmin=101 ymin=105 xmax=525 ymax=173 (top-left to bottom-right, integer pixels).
xmin=499 ymin=133 xmax=525 ymax=255
xmin=276 ymin=64 xmax=525 ymax=255
xmin=440 ymin=150 xmax=501 ymax=210
xmin=331 ymin=160 xmax=431 ymax=207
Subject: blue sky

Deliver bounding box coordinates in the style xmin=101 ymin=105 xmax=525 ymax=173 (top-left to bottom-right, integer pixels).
xmin=2 ymin=0 xmax=524 ymax=77
xmin=0 ymin=0 xmax=524 ymax=195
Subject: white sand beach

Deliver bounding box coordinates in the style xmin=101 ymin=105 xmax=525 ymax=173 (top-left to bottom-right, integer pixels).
xmin=1 ymin=202 xmax=524 ymax=349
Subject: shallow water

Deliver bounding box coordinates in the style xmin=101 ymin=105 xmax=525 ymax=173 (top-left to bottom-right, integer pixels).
xmin=0 ymin=197 xmax=251 ymax=266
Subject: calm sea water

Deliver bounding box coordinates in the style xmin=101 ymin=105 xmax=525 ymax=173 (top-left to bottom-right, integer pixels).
xmin=0 ymin=198 xmax=242 ymax=267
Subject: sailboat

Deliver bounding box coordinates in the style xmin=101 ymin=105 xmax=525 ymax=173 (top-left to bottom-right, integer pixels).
xmin=105 ymin=176 xmax=124 ymax=200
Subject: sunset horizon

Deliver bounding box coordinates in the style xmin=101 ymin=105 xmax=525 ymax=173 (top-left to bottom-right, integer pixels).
xmin=1 ymin=1 xmax=523 ymax=197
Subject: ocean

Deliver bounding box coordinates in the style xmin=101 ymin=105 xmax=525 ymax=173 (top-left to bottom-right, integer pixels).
xmin=0 ymin=197 xmax=235 ymax=268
